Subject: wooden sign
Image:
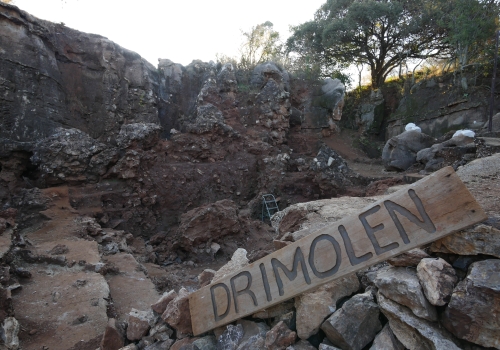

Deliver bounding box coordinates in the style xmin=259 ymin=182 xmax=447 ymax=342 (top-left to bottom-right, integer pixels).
xmin=189 ymin=167 xmax=487 ymax=335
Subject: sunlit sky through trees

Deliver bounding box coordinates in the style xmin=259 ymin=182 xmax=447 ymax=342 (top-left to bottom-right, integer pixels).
xmin=12 ymin=0 xmax=326 ymax=66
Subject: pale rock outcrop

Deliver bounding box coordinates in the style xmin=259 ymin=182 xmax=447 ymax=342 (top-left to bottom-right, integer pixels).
xmin=373 ymin=266 xmax=437 ymax=321
xmin=416 ymin=258 xmax=457 ymax=306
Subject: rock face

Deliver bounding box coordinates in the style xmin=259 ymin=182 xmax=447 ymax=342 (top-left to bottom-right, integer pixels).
xmin=378 ymin=292 xmax=461 ymax=350
xmin=416 ymin=258 xmax=457 ymax=306
xmin=0 ymin=3 xmax=158 ymax=145
xmin=295 ymin=274 xmax=359 ymax=339
xmin=321 ymin=291 xmax=382 ymax=350
xmin=31 ymin=128 xmax=117 ymax=185
xmin=373 ymin=266 xmax=437 ymax=321
xmin=382 ymin=130 xmax=435 ymax=171
xmin=442 ymin=259 xmax=500 ymax=349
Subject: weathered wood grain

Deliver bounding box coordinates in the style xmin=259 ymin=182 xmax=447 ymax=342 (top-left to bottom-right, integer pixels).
xmin=189 ymin=167 xmax=487 ymax=335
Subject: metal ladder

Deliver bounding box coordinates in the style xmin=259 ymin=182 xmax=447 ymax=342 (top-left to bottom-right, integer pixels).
xmin=261 ymin=194 xmax=279 ymax=223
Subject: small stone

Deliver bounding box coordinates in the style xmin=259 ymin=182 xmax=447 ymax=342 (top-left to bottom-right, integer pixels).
xmin=192 ymin=335 xmax=216 ymax=350
xmin=236 ymin=319 xmax=268 ymax=349
xmin=416 ymin=258 xmax=457 ymax=306
xmin=162 ymin=288 xmax=192 ymax=335
xmin=151 ymin=290 xmax=178 ymax=314
xmin=170 ymin=338 xmax=199 ymax=350
xmin=48 ymin=244 xmax=69 ymax=255
xmin=273 ymin=240 xmax=291 ymax=250
xmin=118 ymin=345 xmax=138 ymax=350
xmin=387 ymin=248 xmax=430 ymax=267
xmin=286 ymin=340 xmax=316 ymax=350
xmin=318 ymin=345 xmax=341 ymax=350
xmin=29 ymin=329 xmax=37 ymax=335
xmin=198 ymin=269 xmax=216 ymax=288
xmin=216 ymin=323 xmax=244 ymax=350
xmin=373 ymin=266 xmax=437 ymax=321
xmin=127 ymin=309 xmax=155 ymax=341
xmin=321 ymin=291 xmax=382 ymax=350
xmin=369 ymin=324 xmax=404 ymax=350
xmin=101 ymin=318 xmax=124 ymax=350
xmin=264 ymin=321 xmax=296 ymax=350
xmin=1 ymin=317 xmax=20 ymax=350
xmin=295 ymin=274 xmax=359 ymax=339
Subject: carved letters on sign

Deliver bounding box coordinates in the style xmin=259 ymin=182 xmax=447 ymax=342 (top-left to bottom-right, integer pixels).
xmin=189 ymin=167 xmax=487 ymax=335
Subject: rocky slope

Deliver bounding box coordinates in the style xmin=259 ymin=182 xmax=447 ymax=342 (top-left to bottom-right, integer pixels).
xmin=1 ymin=2 xmax=500 ymax=350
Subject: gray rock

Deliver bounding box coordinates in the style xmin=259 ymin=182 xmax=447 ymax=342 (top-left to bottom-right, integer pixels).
xmin=286 ymin=340 xmax=316 ymax=350
xmin=378 ymin=292 xmax=461 ymax=350
xmin=295 ymin=274 xmax=359 ymax=339
xmin=373 ymin=266 xmax=437 ymax=321
xmin=216 ymin=324 xmax=244 ymax=350
xmin=116 ymin=123 xmax=162 ymax=149
xmin=1 ymin=317 xmax=19 ymax=350
xmin=321 ymin=291 xmax=382 ymax=350
xmin=151 ymin=290 xmax=178 ymax=315
xmin=32 ymin=128 xmax=115 ymax=185
xmin=264 ymin=321 xmax=297 ymax=350
xmin=442 ymin=259 xmax=500 ymax=349
xmin=144 ymin=340 xmax=175 ymax=350
xmin=161 ymin=288 xmax=192 ymax=335
xmin=235 ymin=319 xmax=268 ymax=350
xmin=369 ymin=324 xmax=404 ymax=350
xmin=382 ymin=130 xmax=435 ymax=171
xmin=192 ymin=335 xmax=217 ymax=350
xmin=250 ymin=62 xmax=290 ymax=92
xmin=430 ymin=224 xmax=500 ymax=258
xmin=127 ymin=309 xmax=155 ymax=341
xmin=417 ymin=258 xmax=457 ymax=306
xmin=318 ymin=345 xmax=341 ymax=350
xmin=387 ymin=248 xmax=430 ymax=267
xmin=416 ymin=134 xmax=475 ymax=171
xmin=0 ymin=3 xmax=158 ymax=147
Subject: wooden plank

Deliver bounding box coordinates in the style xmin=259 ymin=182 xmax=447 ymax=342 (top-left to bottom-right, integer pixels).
xmin=189 ymin=166 xmax=487 ymax=335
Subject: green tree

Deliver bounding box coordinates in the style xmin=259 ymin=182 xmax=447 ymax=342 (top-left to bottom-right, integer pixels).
xmin=238 ymin=21 xmax=283 ymax=70
xmin=287 ymin=0 xmax=451 ymax=88
xmin=438 ymin=0 xmax=499 ymax=70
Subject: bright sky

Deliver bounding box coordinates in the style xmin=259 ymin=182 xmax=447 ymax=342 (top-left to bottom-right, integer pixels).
xmin=13 ymin=0 xmax=326 ymax=66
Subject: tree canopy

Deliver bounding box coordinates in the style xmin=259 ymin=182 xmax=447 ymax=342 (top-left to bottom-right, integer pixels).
xmin=287 ymin=0 xmax=499 ymax=88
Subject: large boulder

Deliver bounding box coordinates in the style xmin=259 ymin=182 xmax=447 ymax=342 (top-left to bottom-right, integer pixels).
xmin=373 ymin=266 xmax=437 ymax=321
xmin=442 ymin=259 xmax=500 ymax=349
xmin=295 ymin=274 xmax=359 ymax=339
xmin=382 ymin=130 xmax=435 ymax=171
xmin=321 ymin=291 xmax=382 ymax=350
xmin=116 ymin=123 xmax=162 ymax=149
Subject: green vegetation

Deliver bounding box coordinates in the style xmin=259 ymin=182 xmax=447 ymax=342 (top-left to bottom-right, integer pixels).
xmin=286 ymin=0 xmax=500 ymax=89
